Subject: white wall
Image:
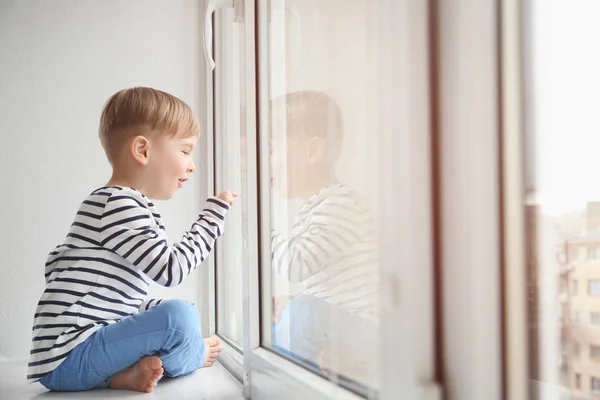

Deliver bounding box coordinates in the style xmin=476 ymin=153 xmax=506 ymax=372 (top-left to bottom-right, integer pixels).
xmin=0 ymin=0 xmax=208 ymax=362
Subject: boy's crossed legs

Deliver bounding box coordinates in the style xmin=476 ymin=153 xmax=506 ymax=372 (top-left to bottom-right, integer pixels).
xmin=39 ymin=299 xmax=221 ymax=392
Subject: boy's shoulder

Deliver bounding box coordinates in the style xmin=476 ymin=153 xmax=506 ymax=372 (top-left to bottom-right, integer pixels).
xmin=77 ymin=186 xmax=156 ymax=221
xmin=84 ymin=186 xmax=151 ymax=207
xmin=297 ymin=184 xmax=371 ymax=224
xmin=310 ymin=184 xmax=368 ymax=210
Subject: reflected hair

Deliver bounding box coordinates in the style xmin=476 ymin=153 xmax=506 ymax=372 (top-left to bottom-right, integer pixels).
xmin=271 ymin=90 xmax=344 ymax=161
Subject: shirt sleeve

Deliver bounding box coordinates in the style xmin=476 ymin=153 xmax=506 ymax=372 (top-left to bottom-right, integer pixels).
xmin=138 ymin=298 xmax=164 ymax=312
xmin=100 ymin=189 xmax=230 ymax=287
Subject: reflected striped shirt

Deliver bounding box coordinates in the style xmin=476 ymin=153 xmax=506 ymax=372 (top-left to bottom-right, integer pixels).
xmin=271 ymin=184 xmax=379 ymax=319
xmin=28 ymin=186 xmax=229 ymax=383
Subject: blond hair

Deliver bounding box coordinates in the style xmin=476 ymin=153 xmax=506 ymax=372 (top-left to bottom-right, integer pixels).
xmin=270 ymin=90 xmax=344 ymax=160
xmin=99 ymin=87 xmax=199 ymax=164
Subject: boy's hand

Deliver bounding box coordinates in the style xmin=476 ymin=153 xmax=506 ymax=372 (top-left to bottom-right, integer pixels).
xmin=217 ymin=190 xmax=239 ymax=206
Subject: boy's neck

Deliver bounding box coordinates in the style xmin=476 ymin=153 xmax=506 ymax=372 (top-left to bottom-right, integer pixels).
xmin=106 ymin=171 xmax=148 ymax=196
xmin=296 ymin=168 xmax=339 ymax=199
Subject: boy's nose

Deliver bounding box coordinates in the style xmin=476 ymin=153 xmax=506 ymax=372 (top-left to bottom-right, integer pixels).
xmin=187 ymin=162 xmax=196 ymax=173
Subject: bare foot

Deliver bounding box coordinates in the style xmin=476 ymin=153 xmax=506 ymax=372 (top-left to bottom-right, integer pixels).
xmin=318 ymin=349 xmax=332 ymax=376
xmin=202 ymin=336 xmax=222 ymax=368
xmin=109 ymin=356 xmax=164 ymax=393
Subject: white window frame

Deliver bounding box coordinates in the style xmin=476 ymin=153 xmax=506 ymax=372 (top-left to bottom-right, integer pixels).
xmin=439 ymin=0 xmax=533 ymax=399
xmin=199 ymin=0 xmax=218 ymax=347
xmin=209 ymin=2 xmax=247 ymax=382
xmin=205 ymin=0 xmax=535 ymax=399
xmin=234 ymin=0 xmax=437 ymax=399
xmin=439 ymin=0 xmax=511 ymax=398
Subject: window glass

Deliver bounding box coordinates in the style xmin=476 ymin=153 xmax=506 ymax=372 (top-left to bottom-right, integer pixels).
xmin=214 ymin=7 xmax=244 ymax=348
xmin=264 ymin=0 xmax=380 ymax=390
xmin=525 ymin=1 xmax=600 ymax=398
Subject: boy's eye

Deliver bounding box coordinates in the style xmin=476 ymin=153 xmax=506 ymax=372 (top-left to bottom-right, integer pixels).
xmin=182 ymin=151 xmax=190 ymax=156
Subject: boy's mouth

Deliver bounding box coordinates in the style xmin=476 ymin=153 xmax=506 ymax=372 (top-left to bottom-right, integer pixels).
xmin=178 ymin=178 xmax=188 ymax=188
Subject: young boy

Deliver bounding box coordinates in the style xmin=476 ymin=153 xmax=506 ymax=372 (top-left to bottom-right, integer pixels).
xmin=28 ymin=87 xmax=237 ymax=393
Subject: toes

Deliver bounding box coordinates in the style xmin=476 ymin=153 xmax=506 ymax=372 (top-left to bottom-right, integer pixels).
xmin=206 ymin=336 xmax=220 ymax=346
xmin=152 ymin=370 xmax=163 ymax=381
xmin=151 ymin=357 xmax=163 ymax=368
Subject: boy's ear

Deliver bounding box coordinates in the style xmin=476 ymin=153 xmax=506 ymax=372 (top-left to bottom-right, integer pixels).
xmin=130 ymin=136 xmax=150 ymax=166
xmin=307 ymin=136 xmax=326 ymax=165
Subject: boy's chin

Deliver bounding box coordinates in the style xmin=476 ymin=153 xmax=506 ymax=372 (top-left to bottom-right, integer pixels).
xmin=150 ymin=189 xmax=176 ymax=201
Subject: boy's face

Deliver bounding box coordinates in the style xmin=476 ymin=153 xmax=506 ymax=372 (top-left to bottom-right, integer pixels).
xmin=145 ymin=135 xmax=197 ymax=200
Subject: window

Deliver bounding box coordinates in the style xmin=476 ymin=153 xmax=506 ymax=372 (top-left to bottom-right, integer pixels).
xmin=208 ymin=0 xmax=435 ymax=398
xmin=523 ymin=1 xmax=600 ymax=397
xmin=573 ymin=279 xmax=579 ymax=295
xmin=591 ymin=345 xmax=600 ymax=361
xmin=263 ymin=0 xmax=381 ymax=391
xmin=571 ymin=246 xmax=578 ymax=262
xmin=589 ymin=247 xmax=599 ymax=261
xmin=592 ymin=377 xmax=600 ymax=393
xmin=213 ymin=7 xmax=244 ymax=350
xmin=590 ymin=281 xmax=600 ymax=297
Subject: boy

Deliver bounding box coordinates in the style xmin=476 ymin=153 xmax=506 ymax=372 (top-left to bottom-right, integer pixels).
xmin=28 ymin=87 xmax=237 ymax=393
xmin=269 ymin=91 xmax=379 ymax=385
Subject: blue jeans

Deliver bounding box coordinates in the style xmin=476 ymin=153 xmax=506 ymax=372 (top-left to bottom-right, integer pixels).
xmin=39 ymin=299 xmax=207 ymax=391
xmin=273 ymin=294 xmax=332 ymax=365
xmin=272 ymin=294 xmax=377 ymax=375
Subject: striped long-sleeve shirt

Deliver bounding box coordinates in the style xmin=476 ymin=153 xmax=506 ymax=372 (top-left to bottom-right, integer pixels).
xmin=28 ymin=186 xmax=229 ymax=383
xmin=271 ymin=184 xmax=379 ymax=319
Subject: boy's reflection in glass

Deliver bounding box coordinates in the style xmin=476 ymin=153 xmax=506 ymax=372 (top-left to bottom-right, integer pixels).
xmin=270 ymin=91 xmax=379 ymax=385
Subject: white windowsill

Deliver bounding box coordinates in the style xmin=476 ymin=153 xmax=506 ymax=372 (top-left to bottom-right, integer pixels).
xmin=0 ymin=359 xmax=244 ymax=400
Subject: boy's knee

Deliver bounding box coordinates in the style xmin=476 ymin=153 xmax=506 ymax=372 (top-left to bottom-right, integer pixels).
xmin=157 ymin=299 xmax=200 ymax=333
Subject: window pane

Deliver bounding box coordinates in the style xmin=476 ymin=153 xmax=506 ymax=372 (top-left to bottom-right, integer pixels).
xmin=264 ymin=0 xmax=380 ymax=391
xmin=214 ymin=8 xmax=243 ymax=347
xmin=589 ymin=247 xmax=599 ymax=261
xmin=525 ymin=1 xmax=600 ymax=398
xmin=589 ymin=281 xmax=600 ymax=297
xmin=572 ymin=246 xmax=579 ymax=262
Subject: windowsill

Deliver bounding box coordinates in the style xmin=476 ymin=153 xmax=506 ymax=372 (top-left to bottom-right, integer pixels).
xmin=218 ymin=334 xmax=245 ymax=382
xmin=0 ymin=359 xmax=244 ymax=400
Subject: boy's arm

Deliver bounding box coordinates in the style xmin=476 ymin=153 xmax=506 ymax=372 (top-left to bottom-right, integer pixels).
xmin=138 ymin=298 xmax=164 ymax=312
xmin=100 ymin=190 xmax=230 ymax=287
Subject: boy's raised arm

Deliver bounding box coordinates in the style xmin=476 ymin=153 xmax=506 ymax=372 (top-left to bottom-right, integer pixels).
xmin=99 ymin=189 xmax=231 ymax=287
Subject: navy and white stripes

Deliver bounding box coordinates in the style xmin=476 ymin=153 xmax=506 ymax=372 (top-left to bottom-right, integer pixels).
xmin=28 ymin=186 xmax=229 ymax=383
xmin=271 ymin=184 xmax=379 ymax=319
